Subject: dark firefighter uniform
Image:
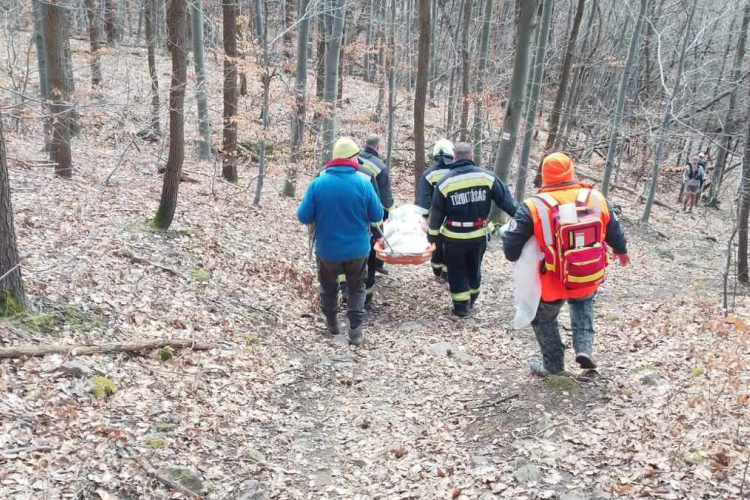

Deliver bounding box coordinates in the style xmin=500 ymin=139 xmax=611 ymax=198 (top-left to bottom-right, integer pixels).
xmin=428 ymin=159 xmax=518 ymax=316
xmin=416 ymin=153 xmax=453 ymax=278
xmin=339 ymin=146 xmax=394 ymax=304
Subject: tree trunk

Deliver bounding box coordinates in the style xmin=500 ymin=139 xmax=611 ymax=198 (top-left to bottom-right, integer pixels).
xmin=0 ymin=116 xmax=27 ymax=315
xmin=363 ymin=0 xmax=373 ymax=82
xmin=446 ymin=0 xmax=465 ymax=136
xmin=43 ymin=0 xmax=73 ymax=178
xmin=641 ymin=0 xmax=697 ymax=225
xmin=286 ymin=0 xmax=311 ymax=197
xmin=533 ymin=0 xmax=585 ymax=187
xmin=601 ymin=0 xmax=648 ymax=196
xmin=471 ymin=0 xmax=494 ymax=163
xmin=376 ymin=0 xmax=386 ymax=120
xmin=458 ymin=0 xmax=472 ymax=142
xmin=191 ymin=0 xmax=211 ymax=160
xmin=489 ymin=0 xmax=539 ymax=222
xmin=283 ymin=0 xmax=294 ymax=58
xmin=428 ymin=0 xmax=438 ymax=100
xmin=153 ymin=0 xmax=188 ymax=230
xmin=83 ymin=0 xmax=103 ymax=88
xmin=252 ymin=0 xmax=263 ymax=41
xmin=253 ymin=0 xmax=271 ymax=207
xmin=320 ymin=0 xmax=345 ymax=165
xmin=145 ymin=0 xmax=161 ymax=135
xmin=315 ymin=13 xmax=325 ymax=99
xmin=337 ymin=21 xmax=345 ymax=107
xmin=708 ymin=3 xmax=750 ymax=206
xmin=105 ymin=0 xmax=117 ymax=44
xmin=739 ymin=81 xmax=750 ymax=281
xmin=222 ymin=0 xmax=238 ymax=183
xmin=386 ymin=0 xmax=396 ymax=167
xmin=61 ymin=8 xmax=80 ymax=137
xmin=515 ymin=0 xmax=551 ymax=201
xmin=413 ymin=0 xmax=430 ymax=196
xmin=32 ymin=0 xmax=51 ymax=151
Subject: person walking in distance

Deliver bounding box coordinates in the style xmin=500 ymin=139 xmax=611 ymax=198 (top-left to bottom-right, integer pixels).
xmin=683 ymin=155 xmax=705 ymax=213
xmin=428 ymin=142 xmax=518 ymax=317
xmin=415 ymin=139 xmax=455 ymax=280
xmin=502 ymin=153 xmax=629 ymax=375
xmin=297 ymin=137 xmax=384 ymax=346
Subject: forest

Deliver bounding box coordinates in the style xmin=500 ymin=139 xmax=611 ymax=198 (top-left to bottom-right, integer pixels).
xmin=1 ymin=0 xmax=750 ymax=498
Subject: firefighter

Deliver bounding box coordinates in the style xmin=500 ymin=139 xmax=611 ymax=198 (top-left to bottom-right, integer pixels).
xmin=416 ymin=139 xmax=454 ymax=279
xmin=428 ymin=142 xmax=518 ymax=317
xmin=340 ymin=134 xmax=394 ymax=306
xmin=502 ymin=153 xmax=629 ymax=375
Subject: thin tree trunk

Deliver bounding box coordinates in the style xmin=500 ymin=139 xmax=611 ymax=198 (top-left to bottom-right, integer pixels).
xmin=413 ymin=0 xmax=430 ymax=196
xmin=709 ymin=3 xmax=750 ymax=206
xmin=253 ymin=0 xmax=270 ymax=206
xmin=320 ymin=0 xmax=345 ymax=164
xmin=145 ymin=0 xmax=160 ymax=135
xmin=428 ymin=0 xmax=438 ymax=100
xmin=515 ymin=0 xmax=551 ymax=201
xmin=61 ymin=8 xmax=80 ymax=137
xmin=222 ymin=0 xmax=238 ymax=183
xmin=191 ymin=0 xmax=211 ymax=160
xmin=364 ymin=0 xmax=373 ymax=82
xmin=338 ymin=21 xmax=345 ymax=107
xmin=446 ymin=0 xmax=465 ymax=135
xmin=83 ymin=0 xmax=103 ymax=88
xmin=252 ymin=0 xmax=263 ymax=41
xmin=489 ymin=0 xmax=539 ymax=222
xmin=286 ymin=0 xmax=311 ymax=197
xmin=43 ymin=0 xmax=73 ymax=178
xmin=641 ymin=0 xmax=697 ymax=225
xmin=153 ymin=0 xmax=188 ymax=230
xmin=32 ymin=0 xmax=51 ymax=151
xmin=283 ymin=0 xmax=294 ymax=58
xmin=471 ymin=0 xmax=494 ymax=163
xmin=376 ymin=0 xmax=386 ymax=120
xmin=0 ymin=115 xmax=27 ymax=315
xmin=601 ymin=0 xmax=648 ymax=196
xmin=315 ymin=13 xmax=325 ymax=99
xmin=105 ymin=0 xmax=117 ymax=43
xmin=386 ymin=0 xmax=396 ymax=166
xmin=738 ymin=73 xmax=750 ymax=282
xmin=458 ymin=0 xmax=472 ymax=142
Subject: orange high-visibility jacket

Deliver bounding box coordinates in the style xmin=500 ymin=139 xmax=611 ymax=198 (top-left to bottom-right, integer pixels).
xmin=524 ymin=183 xmax=610 ymax=302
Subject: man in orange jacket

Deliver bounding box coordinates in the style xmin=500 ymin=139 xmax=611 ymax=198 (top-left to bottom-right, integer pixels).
xmin=502 ymin=153 xmax=630 ymax=376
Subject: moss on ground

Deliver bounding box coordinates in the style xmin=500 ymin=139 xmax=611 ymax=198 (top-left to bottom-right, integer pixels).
xmin=90 ymin=376 xmax=117 ymax=398
xmin=159 ymin=346 xmax=174 ymax=361
xmin=545 ymin=375 xmax=584 ymax=395
xmin=188 ymin=269 xmax=210 ymax=282
xmin=0 ymin=292 xmax=25 ymax=317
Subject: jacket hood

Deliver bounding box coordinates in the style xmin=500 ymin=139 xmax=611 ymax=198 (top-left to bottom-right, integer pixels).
xmin=323 ymin=158 xmax=360 ymax=170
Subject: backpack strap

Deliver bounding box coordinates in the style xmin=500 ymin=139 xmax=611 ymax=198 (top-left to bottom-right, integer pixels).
xmin=530 ymin=196 xmax=554 ymax=247
xmin=576 ymin=187 xmax=602 ymax=217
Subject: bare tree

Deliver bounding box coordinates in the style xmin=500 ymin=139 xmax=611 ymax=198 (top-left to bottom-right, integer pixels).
xmin=286 ymin=0 xmax=312 ymax=197
xmin=253 ymin=0 xmax=271 ymax=206
xmin=320 ymin=0 xmax=345 ymax=164
xmin=472 ymin=0 xmax=494 ymax=164
xmin=458 ymin=0 xmax=472 ymax=142
xmin=32 ymin=0 xmax=51 ymax=150
xmin=144 ymin=0 xmax=161 ymax=136
xmin=0 ymin=116 xmax=27 ymax=315
xmin=83 ymin=0 xmax=103 ymax=88
xmin=43 ymin=0 xmax=73 ymax=178
xmin=191 ymin=0 xmax=211 ymax=160
xmin=413 ymin=0 xmax=431 ymax=194
xmin=222 ymin=0 xmax=239 ymax=183
xmin=153 ymin=0 xmax=188 ymax=230
xmin=386 ymin=0 xmax=396 ymax=166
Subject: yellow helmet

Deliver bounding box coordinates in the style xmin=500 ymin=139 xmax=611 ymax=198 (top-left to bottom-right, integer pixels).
xmin=332 ymin=137 xmax=360 ymax=159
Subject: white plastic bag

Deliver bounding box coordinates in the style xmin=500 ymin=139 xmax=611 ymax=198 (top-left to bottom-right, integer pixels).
xmin=381 ymin=204 xmax=429 ymax=254
xmin=512 ymin=237 xmax=544 ymax=329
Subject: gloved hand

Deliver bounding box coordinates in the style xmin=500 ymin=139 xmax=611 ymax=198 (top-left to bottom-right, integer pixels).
xmin=614 ymin=253 xmax=630 ymax=267
xmin=427 ymin=233 xmax=438 ymax=244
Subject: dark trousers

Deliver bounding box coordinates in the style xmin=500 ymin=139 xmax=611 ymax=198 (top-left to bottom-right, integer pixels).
xmin=340 ymin=237 xmax=378 ymax=299
xmin=531 ymin=295 xmax=596 ymax=373
xmin=444 ymin=239 xmax=486 ymax=314
xmin=318 ymin=256 xmax=367 ymax=330
xmin=431 ymin=237 xmax=446 ymax=278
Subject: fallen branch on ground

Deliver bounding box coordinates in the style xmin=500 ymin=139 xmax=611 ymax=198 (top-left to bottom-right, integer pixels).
xmin=472 ymin=393 xmax=520 ymax=410
xmin=134 ymin=456 xmax=202 ymax=500
xmin=0 ymin=339 xmax=217 ymax=359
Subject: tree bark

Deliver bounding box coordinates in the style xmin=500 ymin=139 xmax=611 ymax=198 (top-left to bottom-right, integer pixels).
xmin=153 ymin=0 xmax=188 ymax=230
xmin=283 ymin=0 xmax=294 ymax=58
xmin=253 ymin=0 xmax=271 ymax=206
xmin=471 ymin=0 xmax=494 ymax=163
xmin=43 ymin=0 xmax=73 ymax=178
xmin=105 ymin=0 xmax=117 ymax=44
xmin=386 ymin=0 xmax=396 ymax=167
xmin=515 ymin=0 xmax=551 ymax=201
xmin=289 ymin=0 xmax=311 ymax=169
xmin=601 ymin=0 xmax=648 ymax=196
xmin=641 ymin=0 xmax=697 ymax=225
xmin=191 ymin=0 xmax=211 ymax=160
xmin=458 ymin=0 xmax=472 ymax=142
xmin=446 ymin=0 xmax=465 ymax=136
xmin=222 ymin=0 xmax=238 ymax=183
xmin=708 ymin=2 xmax=750 ymax=206
xmin=413 ymin=0 xmax=430 ymax=196
xmin=320 ymin=0 xmax=345 ymax=165
xmin=738 ymin=74 xmax=750 ymax=282
xmin=489 ymin=0 xmax=539 ymax=222
xmin=363 ymin=0 xmax=373 ymax=82
xmin=32 ymin=0 xmax=51 ymax=151
xmin=533 ymin=0 xmax=585 ymax=187
xmin=428 ymin=0 xmax=438 ymax=100
xmin=145 ymin=0 xmax=161 ymax=136
xmin=316 ymin=13 xmax=325 ymax=100
xmin=0 ymin=116 xmax=27 ymax=315
xmin=83 ymin=0 xmax=103 ymax=88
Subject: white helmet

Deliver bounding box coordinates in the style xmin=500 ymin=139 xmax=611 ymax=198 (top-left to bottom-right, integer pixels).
xmin=433 ymin=139 xmax=454 ymax=158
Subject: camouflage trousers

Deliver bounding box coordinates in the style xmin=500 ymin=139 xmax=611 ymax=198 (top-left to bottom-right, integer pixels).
xmin=531 ymin=295 xmax=596 ymax=374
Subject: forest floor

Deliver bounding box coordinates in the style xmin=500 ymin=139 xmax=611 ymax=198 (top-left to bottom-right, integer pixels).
xmin=2 ymin=37 xmax=750 ymax=500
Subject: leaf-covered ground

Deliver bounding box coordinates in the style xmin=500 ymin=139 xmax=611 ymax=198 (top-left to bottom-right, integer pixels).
xmin=1 ymin=38 xmax=749 ymax=500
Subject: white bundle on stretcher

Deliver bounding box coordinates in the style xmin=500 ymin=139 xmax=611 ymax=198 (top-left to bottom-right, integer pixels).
xmin=381 ymin=204 xmax=430 ymax=254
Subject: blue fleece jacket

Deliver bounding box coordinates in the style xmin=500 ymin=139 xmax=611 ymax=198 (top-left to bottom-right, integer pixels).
xmin=297 ymin=159 xmax=384 ymax=262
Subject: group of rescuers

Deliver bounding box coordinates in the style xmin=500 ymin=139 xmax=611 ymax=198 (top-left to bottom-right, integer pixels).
xmin=297 ymin=135 xmax=630 ymax=376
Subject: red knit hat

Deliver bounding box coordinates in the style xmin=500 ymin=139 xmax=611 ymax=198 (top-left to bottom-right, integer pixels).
xmin=542 ymin=153 xmax=575 ymax=185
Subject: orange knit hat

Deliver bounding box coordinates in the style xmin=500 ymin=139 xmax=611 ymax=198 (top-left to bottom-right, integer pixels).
xmin=542 ymin=153 xmax=575 ymax=185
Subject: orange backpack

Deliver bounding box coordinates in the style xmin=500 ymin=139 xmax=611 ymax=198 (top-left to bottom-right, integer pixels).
xmin=530 ymin=188 xmax=608 ymax=290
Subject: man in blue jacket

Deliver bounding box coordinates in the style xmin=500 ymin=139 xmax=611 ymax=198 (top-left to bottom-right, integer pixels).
xmin=297 ymin=137 xmax=384 ymax=346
